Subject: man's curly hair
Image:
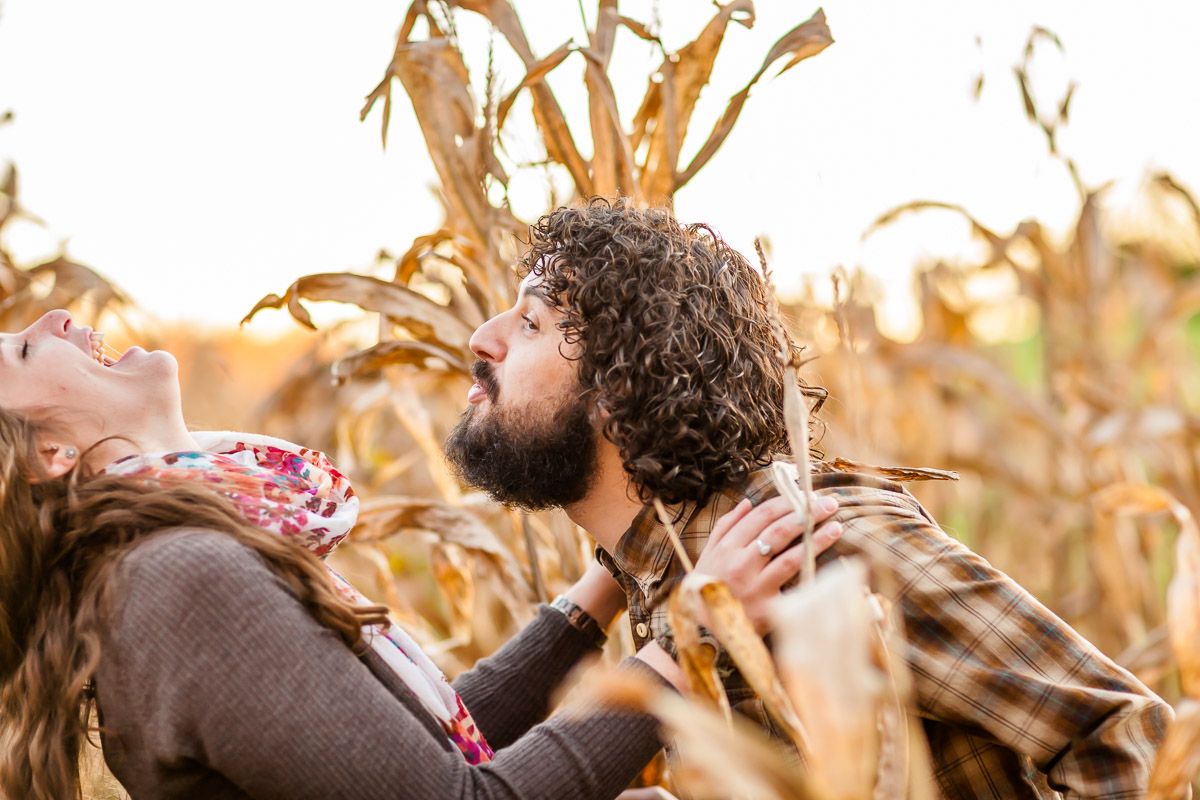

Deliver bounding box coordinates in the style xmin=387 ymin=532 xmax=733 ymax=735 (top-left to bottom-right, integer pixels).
xmin=519 ymin=197 xmax=825 ymax=506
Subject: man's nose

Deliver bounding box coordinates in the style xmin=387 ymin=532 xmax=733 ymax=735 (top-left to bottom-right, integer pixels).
xmin=468 ymin=313 xmax=507 ymax=362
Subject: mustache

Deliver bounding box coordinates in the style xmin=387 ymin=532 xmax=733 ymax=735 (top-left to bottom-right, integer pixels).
xmin=470 ymin=359 xmax=500 ymax=402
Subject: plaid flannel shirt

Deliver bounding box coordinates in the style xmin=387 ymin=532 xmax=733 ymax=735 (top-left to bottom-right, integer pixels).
xmin=596 ymin=465 xmax=1172 ymax=800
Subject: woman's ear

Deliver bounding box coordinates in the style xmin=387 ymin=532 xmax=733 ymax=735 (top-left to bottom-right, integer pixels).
xmin=37 ymin=442 xmax=79 ymax=479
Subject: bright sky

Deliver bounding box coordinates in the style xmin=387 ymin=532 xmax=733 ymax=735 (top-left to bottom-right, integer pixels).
xmin=0 ymin=1 xmax=1197 ymax=336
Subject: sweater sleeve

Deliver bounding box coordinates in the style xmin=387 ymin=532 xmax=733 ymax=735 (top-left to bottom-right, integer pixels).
xmin=100 ymin=530 xmax=664 ymax=800
xmin=453 ymin=606 xmax=601 ymax=749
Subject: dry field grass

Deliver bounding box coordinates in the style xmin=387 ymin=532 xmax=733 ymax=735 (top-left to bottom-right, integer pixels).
xmin=5 ymin=2 xmax=1199 ymax=798
xmin=235 ymin=6 xmax=1200 ymax=795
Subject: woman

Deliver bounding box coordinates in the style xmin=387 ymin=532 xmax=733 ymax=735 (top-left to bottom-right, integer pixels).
xmin=0 ymin=310 xmax=841 ymax=800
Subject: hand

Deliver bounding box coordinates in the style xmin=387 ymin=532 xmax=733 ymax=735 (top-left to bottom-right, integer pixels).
xmin=692 ymin=494 xmax=841 ymax=633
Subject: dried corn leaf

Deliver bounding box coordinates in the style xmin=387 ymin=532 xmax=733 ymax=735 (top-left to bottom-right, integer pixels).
xmin=868 ymin=594 xmax=938 ymax=800
xmin=592 ymin=0 xmax=618 ymax=56
xmin=1091 ymin=483 xmax=1200 ymax=692
xmin=358 ymin=3 xmax=421 ymax=148
xmin=638 ymin=0 xmax=755 ymax=199
xmin=1153 ymin=171 xmax=1200 ymax=235
xmin=677 ymin=8 xmax=833 ymax=189
xmin=496 ymin=40 xmax=574 ymax=129
xmin=578 ymin=667 xmax=819 ymax=800
xmin=356 ymin=495 xmax=505 ymax=553
xmin=581 ymin=46 xmax=637 ymax=196
xmin=782 ymin=367 xmax=818 ymax=581
xmin=332 ymin=339 xmax=470 ymax=382
xmin=1116 ymin=627 xmax=1174 ymax=687
xmin=0 ymin=161 xmax=16 ymax=204
xmin=760 ymin=8 xmax=834 ymax=74
xmin=1167 ymin=502 xmax=1200 ymax=698
xmin=243 ymin=272 xmax=473 ymax=351
xmin=617 ymin=15 xmax=661 ymax=45
xmin=1058 ymin=82 xmax=1076 ymax=123
xmin=394 ymin=229 xmax=455 ymax=284
xmin=680 ymin=572 xmax=812 ymax=756
xmin=863 ymin=200 xmax=1001 ymax=244
xmin=0 ymin=162 xmax=46 ymax=239
xmin=667 ymin=578 xmax=731 ymax=715
xmin=27 ymin=256 xmax=129 ymax=311
xmin=772 ymin=462 xmax=811 ymax=512
xmin=1016 ymin=66 xmax=1038 ymax=122
xmin=1087 ymin=407 xmax=1191 ymax=448
xmin=332 ymin=540 xmax=409 ymax=612
xmin=547 ymin=510 xmax=587 ymax=583
xmin=444 ymin=249 xmax=510 ymax=316
xmin=354 ymin=494 xmax=533 ymax=603
xmin=385 ymin=373 xmax=466 ymax=502
xmin=889 ymin=344 xmax=1062 ymax=438
xmin=430 ymin=542 xmax=476 ymax=641
xmin=0 ymin=162 xmax=26 ymax=230
xmin=517 ymin=512 xmax=548 ymax=603
xmin=1023 ymin=25 xmax=1064 ymax=58
xmin=1094 ymin=483 xmax=1183 ymax=517
xmin=627 ymin=79 xmax=660 ymax=155
xmin=1088 ymin=504 xmax=1146 ymax=650
xmin=772 ymin=559 xmax=882 ymax=800
xmin=1147 ymin=699 xmax=1200 ymax=800
xmin=583 ymin=2 xmax=632 ymax=199
xmin=760 ymin=240 xmax=819 ymax=580
xmin=815 ymin=458 xmax=959 ymax=482
xmin=450 ymin=0 xmax=592 ymax=193
xmin=385 ymin=38 xmax=500 ymax=246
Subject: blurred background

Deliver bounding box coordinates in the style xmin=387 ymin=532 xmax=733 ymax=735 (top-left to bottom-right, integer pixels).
xmin=4 ymin=1 xmax=1200 ymax=795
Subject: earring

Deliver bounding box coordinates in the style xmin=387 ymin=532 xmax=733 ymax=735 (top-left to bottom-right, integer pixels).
xmin=65 ymin=447 xmax=78 ymax=459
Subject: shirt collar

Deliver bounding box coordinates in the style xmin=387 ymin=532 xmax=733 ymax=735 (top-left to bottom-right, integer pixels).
xmin=595 ymin=464 xmax=789 ymax=594
xmin=603 ymin=497 xmax=698 ymax=595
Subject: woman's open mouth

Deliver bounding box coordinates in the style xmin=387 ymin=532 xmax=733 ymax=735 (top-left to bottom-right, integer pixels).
xmin=89 ymin=331 xmax=118 ymax=367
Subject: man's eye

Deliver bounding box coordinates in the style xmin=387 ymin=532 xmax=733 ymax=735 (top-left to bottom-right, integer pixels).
xmin=20 ymin=340 xmax=28 ymax=360
xmin=521 ymin=315 xmax=538 ymax=331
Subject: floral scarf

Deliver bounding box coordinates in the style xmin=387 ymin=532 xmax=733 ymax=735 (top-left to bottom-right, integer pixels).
xmin=104 ymin=431 xmax=494 ymax=764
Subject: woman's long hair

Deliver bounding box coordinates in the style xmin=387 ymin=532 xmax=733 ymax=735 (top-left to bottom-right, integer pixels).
xmin=0 ymin=409 xmax=387 ymax=799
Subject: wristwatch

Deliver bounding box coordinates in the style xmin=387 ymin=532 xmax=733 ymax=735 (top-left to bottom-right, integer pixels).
xmin=549 ymin=595 xmax=608 ymax=649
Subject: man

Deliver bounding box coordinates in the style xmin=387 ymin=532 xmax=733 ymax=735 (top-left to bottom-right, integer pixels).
xmin=444 ymin=198 xmax=1171 ymax=798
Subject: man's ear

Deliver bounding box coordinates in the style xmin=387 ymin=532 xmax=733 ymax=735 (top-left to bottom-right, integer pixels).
xmin=36 ymin=442 xmax=79 ymax=480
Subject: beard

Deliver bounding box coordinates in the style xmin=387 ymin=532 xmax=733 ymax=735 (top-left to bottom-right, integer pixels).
xmin=444 ymin=382 xmax=599 ymax=511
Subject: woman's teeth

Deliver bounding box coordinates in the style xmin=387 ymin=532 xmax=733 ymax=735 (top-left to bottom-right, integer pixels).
xmin=90 ymin=332 xmax=106 ymax=365
xmin=90 ymin=331 xmax=125 ymax=366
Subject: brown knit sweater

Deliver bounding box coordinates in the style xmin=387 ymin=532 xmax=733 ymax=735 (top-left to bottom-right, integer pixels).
xmin=95 ymin=529 xmax=665 ymax=799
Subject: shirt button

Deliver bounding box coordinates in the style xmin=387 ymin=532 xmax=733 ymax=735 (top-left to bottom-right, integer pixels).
xmin=635 ymin=622 xmax=649 ymax=638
